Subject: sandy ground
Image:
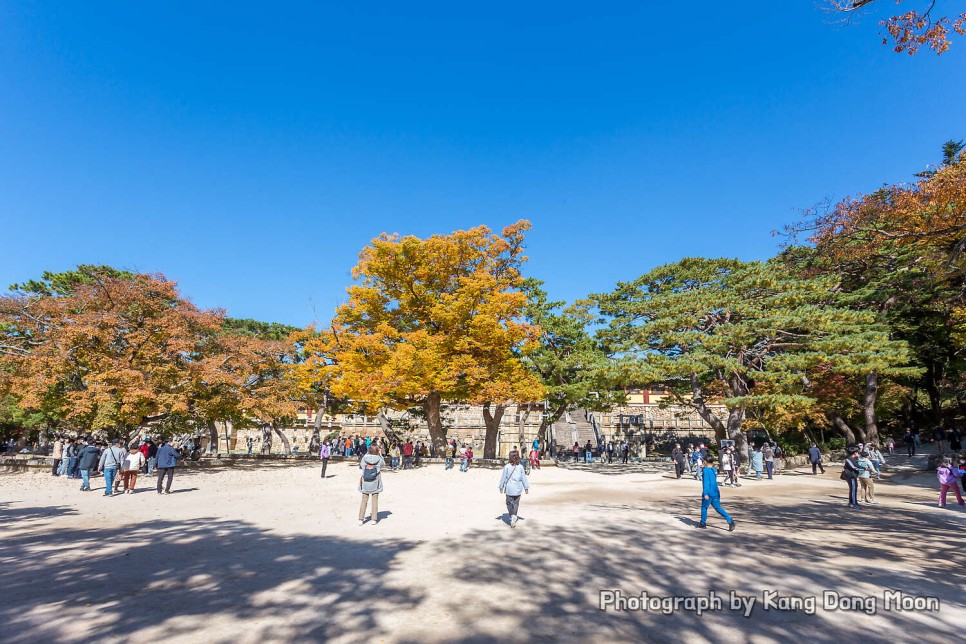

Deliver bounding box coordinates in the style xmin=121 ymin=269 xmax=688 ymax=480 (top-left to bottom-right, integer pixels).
xmin=1 ymin=454 xmax=964 ymax=644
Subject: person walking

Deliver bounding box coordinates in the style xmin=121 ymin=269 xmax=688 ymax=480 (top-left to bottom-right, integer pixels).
xmin=886 ymin=436 xmax=895 ymax=454
xmin=50 ymin=436 xmax=63 ymax=476
xmin=156 ymin=438 xmax=184 ymax=495
xmin=808 ymin=443 xmax=826 ymax=475
xmin=936 ymin=457 xmax=965 ymax=508
xmin=358 ymin=445 xmax=385 ymax=525
xmin=572 ymin=442 xmax=579 ymax=463
xmin=499 ymin=450 xmax=530 ymax=528
xmin=584 ymin=440 xmax=593 ymax=464
xmin=697 ymin=455 xmax=736 ymax=531
xmin=98 ymin=439 xmax=126 ymax=497
xmin=671 ymin=443 xmax=686 ymax=479
xmin=319 ymin=442 xmax=330 ymax=478
xmin=121 ymin=444 xmax=146 ymax=493
xmin=842 ymin=446 xmax=862 ymax=509
xmin=76 ymin=441 xmax=100 ymax=491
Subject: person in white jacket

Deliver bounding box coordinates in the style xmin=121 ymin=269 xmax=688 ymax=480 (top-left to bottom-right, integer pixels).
xmin=498 ymin=450 xmax=530 ymax=528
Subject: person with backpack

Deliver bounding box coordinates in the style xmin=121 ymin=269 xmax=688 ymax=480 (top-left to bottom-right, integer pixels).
xmin=499 ymin=449 xmax=530 ymax=528
xmin=319 ymin=442 xmax=330 ymax=478
xmin=808 ymin=443 xmax=826 ymax=475
xmin=697 ymin=455 xmax=736 ymax=531
xmin=358 ymin=445 xmax=385 ymax=525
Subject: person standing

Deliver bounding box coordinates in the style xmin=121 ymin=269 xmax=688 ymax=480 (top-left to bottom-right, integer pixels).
xmin=886 ymin=436 xmax=895 ymax=454
xmin=584 ymin=440 xmax=593 ymax=464
xmin=843 ymin=447 xmax=862 ymax=509
xmin=751 ymin=447 xmax=764 ymax=480
xmin=499 ymin=450 xmax=530 ymax=528
xmin=358 ymin=445 xmax=385 ymax=525
xmin=807 ymin=443 xmax=826 ymax=475
xmin=697 ymin=455 xmax=736 ymax=531
xmin=76 ymin=441 xmax=100 ymax=491
xmin=762 ymin=443 xmax=775 ymax=480
xmin=445 ymin=439 xmax=455 ymax=470
xmin=720 ymin=447 xmax=734 ymax=486
xmin=621 ymin=440 xmax=629 ymax=464
xmin=671 ymin=443 xmax=686 ymax=479
xmin=402 ymin=440 xmax=414 ymax=469
xmin=121 ymin=445 xmax=146 ymax=493
xmin=319 ymin=442 xmax=330 ymax=478
xmin=98 ymin=439 xmax=126 ymax=497
xmin=464 ymin=445 xmax=474 ymax=471
xmin=50 ymin=436 xmax=63 ymax=476
xmin=902 ymin=429 xmax=916 ymax=457
xmin=572 ymin=442 xmax=579 ymax=463
xmin=156 ymin=438 xmax=184 ymax=495
xmin=856 ymin=450 xmax=879 ymax=504
xmin=146 ymin=440 xmax=158 ymax=475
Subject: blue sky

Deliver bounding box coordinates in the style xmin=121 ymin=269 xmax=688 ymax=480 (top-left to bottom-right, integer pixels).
xmin=1 ymin=2 xmax=963 ymax=326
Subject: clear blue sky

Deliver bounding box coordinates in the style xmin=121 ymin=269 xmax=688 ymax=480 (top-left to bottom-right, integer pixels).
xmin=1 ymin=2 xmax=963 ymax=326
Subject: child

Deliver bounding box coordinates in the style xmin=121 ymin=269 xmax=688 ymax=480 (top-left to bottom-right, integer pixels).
xmin=529 ymin=447 xmax=541 ymax=470
xmin=936 ymin=457 xmax=965 ymax=508
xmin=498 ymin=450 xmax=530 ymax=528
xmin=698 ymin=455 xmax=736 ymax=531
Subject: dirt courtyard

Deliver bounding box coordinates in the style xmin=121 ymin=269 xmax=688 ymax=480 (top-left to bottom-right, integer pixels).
xmin=1 ymin=456 xmax=964 ymax=643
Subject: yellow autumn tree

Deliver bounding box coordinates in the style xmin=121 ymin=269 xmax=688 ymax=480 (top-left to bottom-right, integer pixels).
xmin=293 ymin=221 xmax=545 ymax=456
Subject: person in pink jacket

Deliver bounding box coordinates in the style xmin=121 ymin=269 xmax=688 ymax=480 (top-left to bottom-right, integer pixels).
xmin=936 ymin=457 xmax=965 ymax=508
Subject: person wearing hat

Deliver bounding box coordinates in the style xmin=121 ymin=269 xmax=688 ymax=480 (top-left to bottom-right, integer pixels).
xmin=97 ymin=439 xmax=126 ymax=497
xmin=155 ymin=437 xmax=185 ymax=495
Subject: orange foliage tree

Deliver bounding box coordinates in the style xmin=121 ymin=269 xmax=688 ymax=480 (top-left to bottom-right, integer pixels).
xmin=0 ymin=268 xmax=224 ymax=439
xmin=293 ymin=221 xmax=545 ymax=457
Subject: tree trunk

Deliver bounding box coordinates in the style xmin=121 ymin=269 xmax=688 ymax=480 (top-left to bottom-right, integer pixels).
xmin=207 ymin=419 xmax=219 ymax=455
xmin=260 ymin=423 xmax=273 ymax=454
xmin=726 ymin=406 xmax=747 ymax=456
xmin=519 ymin=403 xmax=532 ymax=448
xmin=863 ymin=371 xmax=879 ymax=445
xmin=482 ymin=402 xmax=507 ymax=459
xmin=689 ymin=373 xmax=727 ymax=439
xmin=309 ymin=405 xmax=325 ymax=453
xmin=376 ymin=409 xmax=404 ymax=444
xmin=273 ymin=423 xmax=292 ymax=455
xmin=422 ymin=391 xmax=446 ymax=455
xmin=537 ymin=402 xmax=568 ymax=456
xmin=828 ymin=413 xmax=856 ymax=445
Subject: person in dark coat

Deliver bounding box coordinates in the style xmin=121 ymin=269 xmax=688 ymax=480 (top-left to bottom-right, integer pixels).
xmin=671 ymin=443 xmax=686 ymax=479
xmin=76 ymin=442 xmax=101 ymax=491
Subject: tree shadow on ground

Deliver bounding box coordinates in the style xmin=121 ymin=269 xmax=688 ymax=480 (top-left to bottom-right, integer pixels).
xmin=0 ymin=510 xmax=422 ymax=643
xmin=403 ymin=495 xmax=966 ymax=643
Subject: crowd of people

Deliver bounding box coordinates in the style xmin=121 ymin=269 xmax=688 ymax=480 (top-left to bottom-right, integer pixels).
xmin=23 ymin=425 xmax=966 ymax=528
xmin=47 ymin=435 xmax=187 ymax=495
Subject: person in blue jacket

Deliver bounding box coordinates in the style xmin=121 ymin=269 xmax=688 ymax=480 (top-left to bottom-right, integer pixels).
xmin=698 ymin=454 xmax=736 ymax=531
xmin=155 ymin=437 xmax=185 ymax=495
